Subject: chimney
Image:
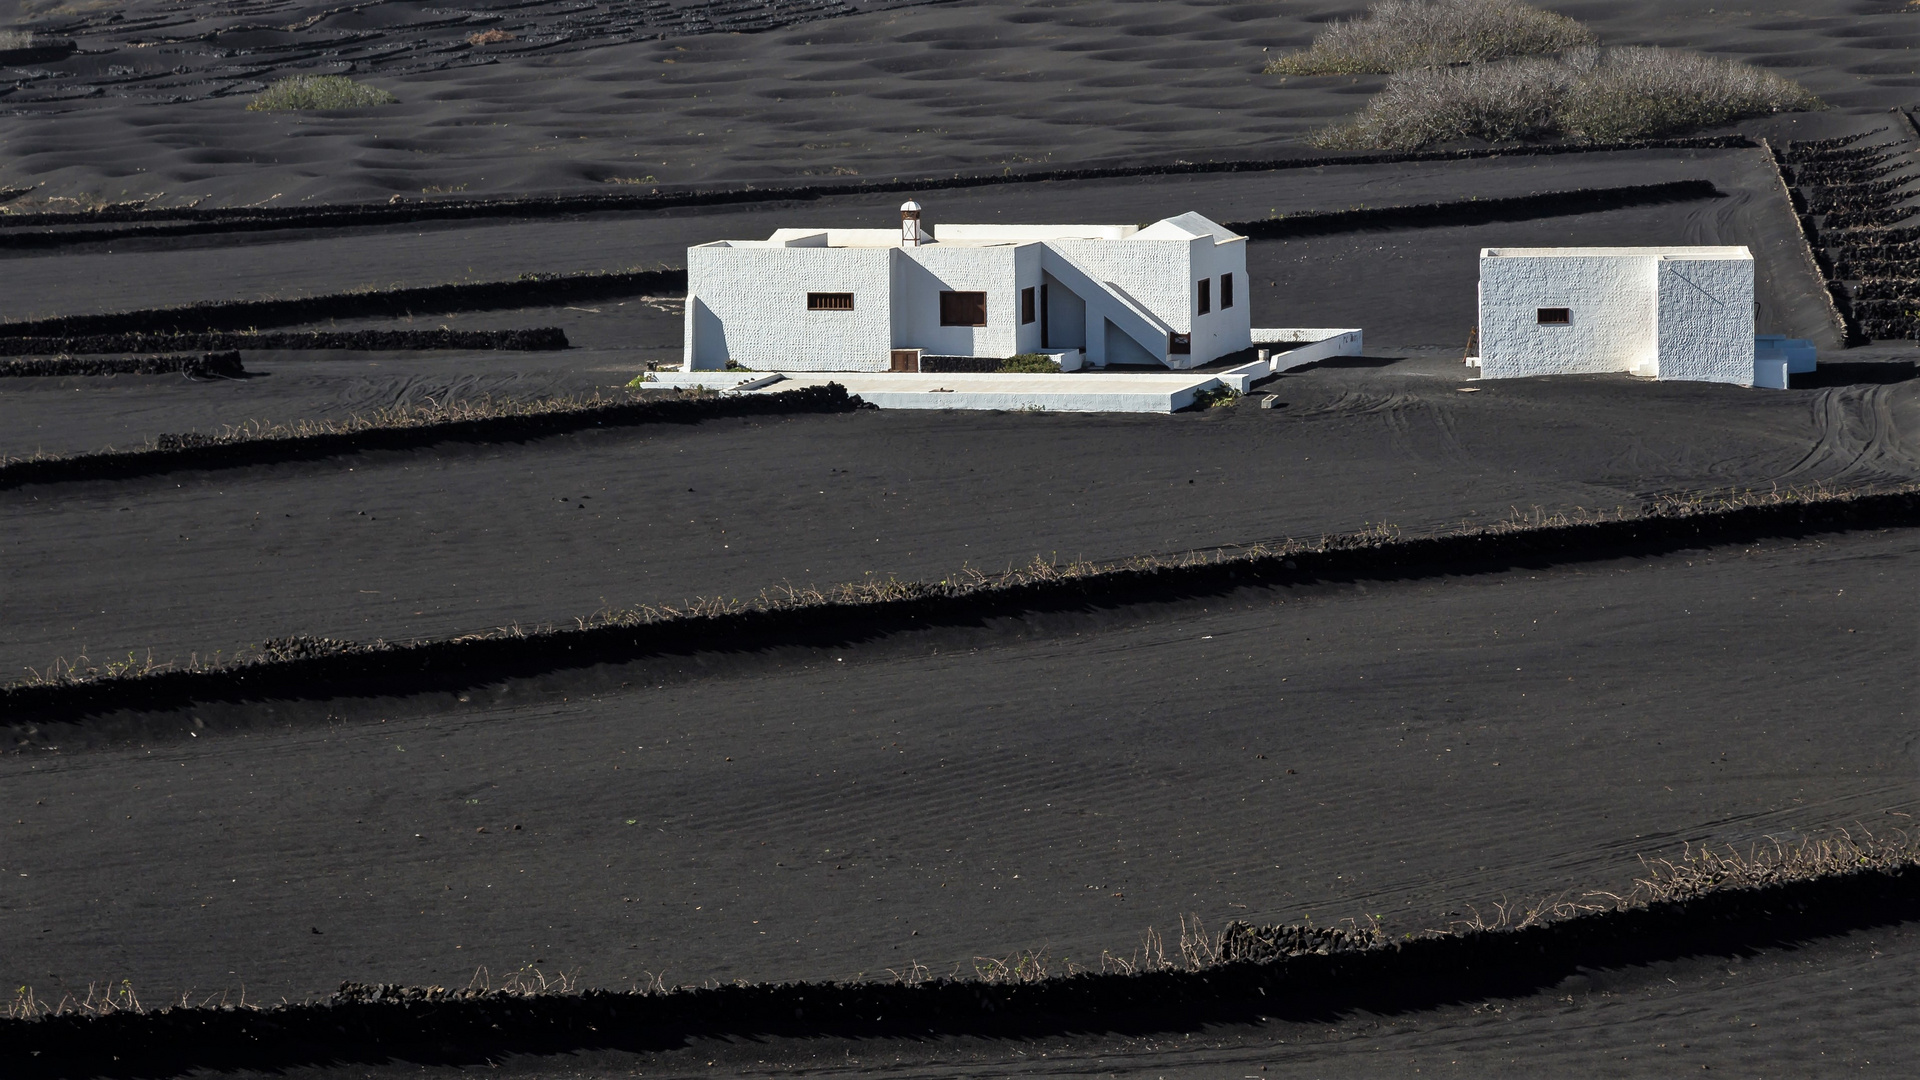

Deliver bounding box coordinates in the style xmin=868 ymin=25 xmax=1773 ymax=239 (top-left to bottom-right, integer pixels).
xmin=900 ymin=200 xmax=923 ymax=248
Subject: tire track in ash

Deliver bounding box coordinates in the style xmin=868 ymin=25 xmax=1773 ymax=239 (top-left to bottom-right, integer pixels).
xmin=1286 ymin=388 xmax=1473 ymax=470
xmin=1778 ymin=383 xmax=1920 ymax=487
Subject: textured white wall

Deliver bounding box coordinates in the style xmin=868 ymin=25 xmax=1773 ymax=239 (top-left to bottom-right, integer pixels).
xmin=1656 ymin=256 xmax=1756 ymax=386
xmin=1052 ymin=238 xmax=1191 ymax=335
xmin=1040 ymin=246 xmax=1169 ymax=366
xmin=1478 ymin=254 xmax=1657 ymax=379
xmin=1189 ymin=235 xmax=1252 ymax=367
xmin=894 ymin=244 xmax=1024 ymax=357
xmin=685 ymin=244 xmax=895 ymax=370
xmin=1478 ymin=249 xmax=1757 ymax=386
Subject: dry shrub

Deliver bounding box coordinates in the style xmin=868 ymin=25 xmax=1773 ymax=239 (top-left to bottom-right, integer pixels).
xmin=0 ymin=28 xmax=35 ymax=50
xmin=1267 ymin=0 xmax=1592 ymax=75
xmin=1432 ymin=827 xmax=1919 ymax=935
xmin=467 ymin=29 xmax=514 ymax=46
xmin=246 ymin=75 xmax=397 ymax=112
xmin=1636 ymin=828 xmax=1916 ymax=902
xmin=1317 ymin=46 xmax=1823 ymax=149
xmin=971 ymin=949 xmax=1058 ymax=984
xmin=1559 ymin=47 xmax=1825 ymax=142
xmin=7 ymin=979 xmax=145 ymax=1019
xmin=155 ymin=393 xmax=625 ymax=449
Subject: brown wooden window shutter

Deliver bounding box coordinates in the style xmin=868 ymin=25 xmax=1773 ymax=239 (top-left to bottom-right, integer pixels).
xmin=1220 ymin=273 xmax=1233 ymax=309
xmin=1021 ymin=286 xmax=1036 ymax=325
xmin=1197 ymin=278 xmax=1211 ymax=315
xmin=808 ymin=292 xmax=855 ymax=311
xmin=940 ymin=291 xmax=988 ymax=326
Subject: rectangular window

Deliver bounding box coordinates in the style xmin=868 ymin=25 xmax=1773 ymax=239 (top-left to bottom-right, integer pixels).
xmin=1537 ymin=307 xmax=1571 ymax=325
xmin=1197 ymin=278 xmax=1211 ymax=315
xmin=1021 ymin=286 xmax=1036 ymax=325
xmin=808 ymin=292 xmax=854 ymax=311
xmin=1169 ymin=332 xmax=1191 ymax=355
xmin=940 ymin=290 xmax=988 ymax=327
xmin=1220 ymin=273 xmax=1233 ymax=309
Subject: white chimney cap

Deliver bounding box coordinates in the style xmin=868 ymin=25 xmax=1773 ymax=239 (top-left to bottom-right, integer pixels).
xmin=900 ymin=200 xmax=922 ymax=212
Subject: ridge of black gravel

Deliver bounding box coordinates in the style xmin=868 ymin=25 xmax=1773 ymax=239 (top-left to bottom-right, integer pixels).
xmin=0 ymin=328 xmax=568 ymax=357
xmin=0 ymin=382 xmax=864 ymax=491
xmin=0 ymin=137 xmax=1756 ymax=248
xmin=1233 ymin=180 xmax=1721 ymax=239
xmin=0 ymin=270 xmax=681 ymax=339
xmin=0 ymin=352 xmax=242 ymax=378
xmin=2 ymin=864 xmax=1913 ymax=1080
xmin=6 ymin=486 xmax=1916 ymax=722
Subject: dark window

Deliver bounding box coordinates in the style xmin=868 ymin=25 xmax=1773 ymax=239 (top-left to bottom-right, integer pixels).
xmin=1169 ymin=332 xmax=1191 ymax=355
xmin=1537 ymin=307 xmax=1571 ymax=325
xmin=1197 ymin=278 xmax=1211 ymax=315
xmin=1220 ymin=273 xmax=1233 ymax=309
xmin=808 ymin=292 xmax=854 ymax=311
xmin=1021 ymin=286 xmax=1036 ymax=325
xmin=940 ymin=290 xmax=988 ymax=326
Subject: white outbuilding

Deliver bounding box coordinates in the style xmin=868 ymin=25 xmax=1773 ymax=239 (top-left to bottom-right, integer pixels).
xmin=1475 ymin=246 xmax=1810 ymax=389
xmin=683 ymin=203 xmax=1252 ymax=371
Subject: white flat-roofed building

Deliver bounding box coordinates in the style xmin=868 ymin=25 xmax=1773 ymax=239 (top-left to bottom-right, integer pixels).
xmin=683 ymin=203 xmax=1252 ymax=371
xmin=1476 ymin=246 xmax=1800 ymax=388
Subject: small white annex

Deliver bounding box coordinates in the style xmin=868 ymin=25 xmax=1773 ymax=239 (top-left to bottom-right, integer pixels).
xmin=1474 ymin=246 xmax=1810 ymax=389
xmin=683 ymin=203 xmax=1252 ymax=372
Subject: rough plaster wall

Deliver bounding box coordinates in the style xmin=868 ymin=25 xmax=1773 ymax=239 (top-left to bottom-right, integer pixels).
xmin=686 ymin=245 xmax=894 ymax=371
xmin=1189 ymin=236 xmax=1251 ymax=366
xmin=897 ymin=244 xmax=1020 ymax=357
xmin=1656 ymin=257 xmax=1756 ymax=386
xmin=1039 ymin=246 xmax=1168 ymax=366
xmin=1051 ymin=238 xmax=1193 ymax=335
xmin=1478 ymin=255 xmax=1656 ymax=379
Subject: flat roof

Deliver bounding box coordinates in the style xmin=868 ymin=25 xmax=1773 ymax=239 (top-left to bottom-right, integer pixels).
xmin=1482 ymin=246 xmax=1751 ymax=259
xmin=694 ymin=212 xmax=1240 ymax=249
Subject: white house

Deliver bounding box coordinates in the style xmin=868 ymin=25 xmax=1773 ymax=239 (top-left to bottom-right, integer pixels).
xmin=683 ymin=203 xmax=1252 ymax=372
xmin=1476 ymin=246 xmax=1809 ymax=389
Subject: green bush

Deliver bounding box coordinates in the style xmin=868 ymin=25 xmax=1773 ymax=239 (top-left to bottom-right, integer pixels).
xmin=1314 ymin=46 xmax=1822 ymax=150
xmin=1191 ymin=386 xmax=1241 ymax=409
xmin=998 ymin=353 xmax=1061 ymax=373
xmin=246 ymin=75 xmax=397 ymax=112
xmin=1266 ymin=0 xmax=1592 ymax=76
